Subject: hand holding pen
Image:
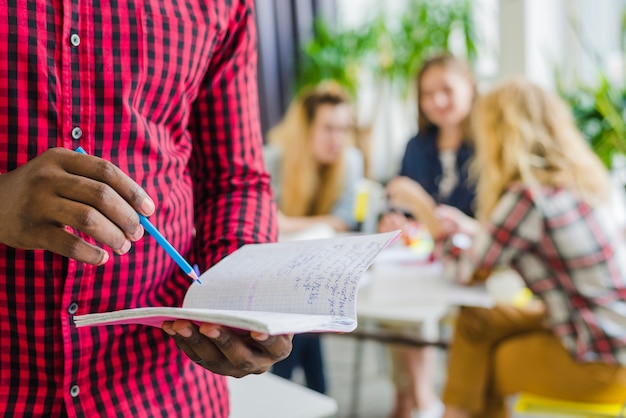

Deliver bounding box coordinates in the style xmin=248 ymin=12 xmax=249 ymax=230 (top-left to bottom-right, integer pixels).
xmin=0 ymin=147 xmax=198 ymax=283
xmin=75 ymin=147 xmax=200 ymax=283
xmin=0 ymin=147 xmax=152 ymax=265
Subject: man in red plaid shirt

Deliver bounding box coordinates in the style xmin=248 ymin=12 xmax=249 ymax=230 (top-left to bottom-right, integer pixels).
xmin=0 ymin=1 xmax=291 ymax=416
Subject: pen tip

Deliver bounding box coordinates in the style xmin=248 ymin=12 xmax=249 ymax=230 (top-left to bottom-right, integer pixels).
xmin=189 ymin=270 xmax=202 ymax=284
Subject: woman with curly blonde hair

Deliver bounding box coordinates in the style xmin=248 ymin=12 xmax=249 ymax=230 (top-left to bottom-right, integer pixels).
xmin=388 ymin=77 xmax=626 ymax=418
xmin=382 ymin=53 xmax=477 ymax=418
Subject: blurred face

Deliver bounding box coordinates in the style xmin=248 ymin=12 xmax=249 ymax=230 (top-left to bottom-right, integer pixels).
xmin=419 ymin=65 xmax=474 ymax=129
xmin=309 ymin=103 xmax=352 ymax=164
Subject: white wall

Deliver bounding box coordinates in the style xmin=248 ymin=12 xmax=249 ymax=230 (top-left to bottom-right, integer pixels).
xmin=575 ymin=0 xmax=623 ymax=84
xmin=498 ymin=0 xmax=625 ymax=88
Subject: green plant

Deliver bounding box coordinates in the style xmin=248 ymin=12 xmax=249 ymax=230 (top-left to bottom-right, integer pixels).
xmin=295 ymin=0 xmax=478 ymax=97
xmin=559 ymin=77 xmax=626 ymax=167
xmin=295 ymin=19 xmax=379 ymax=96
xmin=383 ymin=0 xmax=477 ymax=90
xmin=557 ymin=10 xmax=626 ymax=168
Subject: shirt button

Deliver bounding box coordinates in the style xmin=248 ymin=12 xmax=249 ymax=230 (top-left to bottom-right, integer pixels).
xmin=70 ymin=385 xmax=80 ymax=398
xmin=70 ymin=33 xmax=81 ymax=47
xmin=68 ymin=302 xmax=78 ymax=315
xmin=71 ymin=126 xmax=82 ymax=140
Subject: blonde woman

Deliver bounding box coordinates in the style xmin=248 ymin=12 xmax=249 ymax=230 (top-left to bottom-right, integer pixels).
xmin=265 ymin=81 xmax=363 ymax=393
xmin=387 ymin=77 xmax=626 ymax=418
xmin=264 ymin=81 xmax=363 ymax=236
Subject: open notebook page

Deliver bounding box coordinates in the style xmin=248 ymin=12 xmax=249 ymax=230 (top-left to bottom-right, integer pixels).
xmin=183 ymin=231 xmax=399 ymax=319
xmin=74 ymin=231 xmax=399 ymax=334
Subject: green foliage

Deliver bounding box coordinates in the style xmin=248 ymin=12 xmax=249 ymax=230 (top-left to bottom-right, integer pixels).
xmin=384 ymin=0 xmax=477 ymax=88
xmin=295 ymin=0 xmax=478 ymax=97
xmin=296 ymin=19 xmax=379 ymax=96
xmin=557 ymin=10 xmax=626 ymax=168
xmin=560 ymin=80 xmax=626 ymax=167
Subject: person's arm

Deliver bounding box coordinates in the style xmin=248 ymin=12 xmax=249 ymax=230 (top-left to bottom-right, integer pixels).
xmin=163 ymin=1 xmax=290 ymax=377
xmin=386 ymin=175 xmax=444 ymax=237
xmin=376 ymin=136 xmax=419 ymax=232
xmin=188 ymin=5 xmax=276 ymax=269
xmin=436 ymin=187 xmax=542 ymax=283
xmin=398 ymin=135 xmax=420 ymax=177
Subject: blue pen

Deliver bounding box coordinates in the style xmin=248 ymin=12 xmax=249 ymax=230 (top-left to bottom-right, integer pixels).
xmin=75 ymin=147 xmax=201 ymax=284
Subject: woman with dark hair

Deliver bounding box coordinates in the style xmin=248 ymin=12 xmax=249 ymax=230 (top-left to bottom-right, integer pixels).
xmin=381 ymin=54 xmax=478 ymax=418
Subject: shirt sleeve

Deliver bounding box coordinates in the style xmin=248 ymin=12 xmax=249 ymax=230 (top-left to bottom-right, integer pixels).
xmin=438 ymin=187 xmax=543 ymax=283
xmin=331 ymin=147 xmax=364 ymax=230
xmin=187 ymin=1 xmax=277 ymax=271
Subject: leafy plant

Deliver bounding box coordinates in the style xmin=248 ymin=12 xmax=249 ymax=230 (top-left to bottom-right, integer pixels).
xmin=295 ymin=19 xmax=380 ymax=96
xmin=383 ymin=0 xmax=477 ymax=90
xmin=557 ymin=10 xmax=626 ymax=168
xmin=295 ymin=0 xmax=478 ymax=97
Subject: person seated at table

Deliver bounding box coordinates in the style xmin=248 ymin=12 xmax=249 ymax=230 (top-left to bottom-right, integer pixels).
xmin=379 ymin=54 xmax=477 ymax=418
xmin=264 ymin=81 xmax=363 ymax=236
xmin=388 ymin=77 xmax=626 ymax=418
xmin=264 ymin=81 xmax=364 ymax=393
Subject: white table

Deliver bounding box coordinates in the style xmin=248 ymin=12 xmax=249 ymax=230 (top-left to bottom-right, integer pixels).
xmin=346 ymin=246 xmax=493 ymax=417
xmin=228 ymin=373 xmax=338 ymax=418
xmin=358 ymin=249 xmax=492 ymax=340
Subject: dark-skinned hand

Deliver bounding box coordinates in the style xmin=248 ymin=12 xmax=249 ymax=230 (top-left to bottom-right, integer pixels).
xmin=0 ymin=148 xmax=292 ymax=376
xmin=0 ymin=147 xmax=154 ymax=264
xmin=162 ymin=320 xmax=293 ymax=377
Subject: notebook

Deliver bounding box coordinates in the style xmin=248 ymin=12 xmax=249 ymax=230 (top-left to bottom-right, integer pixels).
xmin=74 ymin=231 xmax=400 ymax=335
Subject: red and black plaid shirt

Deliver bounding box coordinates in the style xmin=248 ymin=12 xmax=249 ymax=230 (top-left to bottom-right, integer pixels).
xmin=0 ymin=0 xmax=276 ymax=416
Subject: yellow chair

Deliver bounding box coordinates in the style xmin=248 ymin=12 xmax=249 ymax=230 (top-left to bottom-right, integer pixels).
xmin=514 ymin=392 xmax=626 ymax=417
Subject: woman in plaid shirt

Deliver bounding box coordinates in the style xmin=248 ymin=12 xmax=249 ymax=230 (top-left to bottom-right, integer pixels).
xmin=387 ymin=77 xmax=626 ymax=418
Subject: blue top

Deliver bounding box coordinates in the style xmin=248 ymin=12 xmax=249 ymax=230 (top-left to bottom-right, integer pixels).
xmin=399 ymin=128 xmax=476 ymax=216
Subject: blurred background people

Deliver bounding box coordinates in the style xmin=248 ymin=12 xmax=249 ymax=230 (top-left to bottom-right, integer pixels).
xmin=380 ymin=54 xmax=478 ymax=418
xmin=265 ymin=81 xmax=364 ymax=393
xmin=264 ymin=81 xmax=363 ymax=238
xmin=390 ymin=77 xmax=626 ymax=418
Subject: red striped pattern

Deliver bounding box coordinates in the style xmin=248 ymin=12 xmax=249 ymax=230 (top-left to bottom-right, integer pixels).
xmin=0 ymin=1 xmax=276 ymax=416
